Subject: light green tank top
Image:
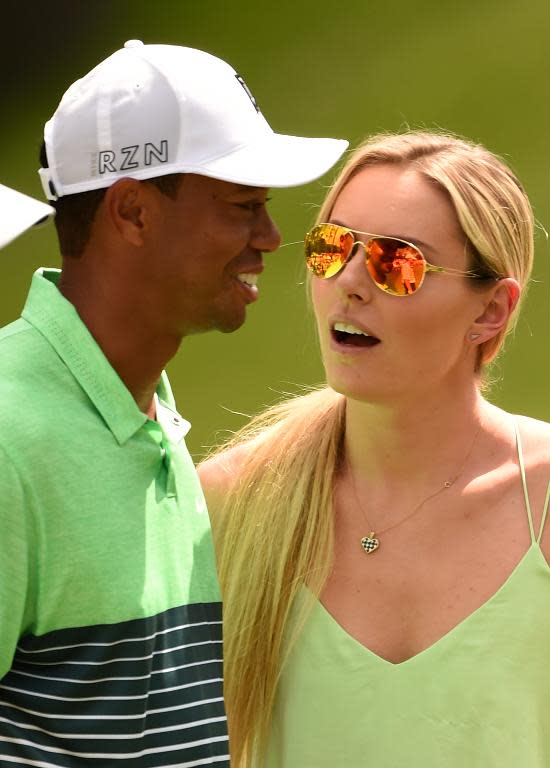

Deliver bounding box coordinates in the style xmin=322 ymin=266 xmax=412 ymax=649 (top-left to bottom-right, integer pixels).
xmin=264 ymin=424 xmax=550 ymax=767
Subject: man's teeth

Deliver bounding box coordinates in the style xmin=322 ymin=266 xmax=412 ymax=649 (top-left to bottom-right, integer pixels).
xmin=237 ymin=273 xmax=259 ymax=287
xmin=333 ymin=321 xmax=371 ymax=336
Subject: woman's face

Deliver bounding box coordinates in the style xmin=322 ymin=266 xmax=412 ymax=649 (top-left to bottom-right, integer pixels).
xmin=311 ymin=163 xmax=493 ymax=405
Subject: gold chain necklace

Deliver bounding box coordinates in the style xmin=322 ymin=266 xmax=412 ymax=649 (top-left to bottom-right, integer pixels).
xmin=349 ymin=422 xmax=483 ymax=555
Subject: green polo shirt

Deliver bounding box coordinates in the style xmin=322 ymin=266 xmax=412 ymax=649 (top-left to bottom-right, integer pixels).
xmin=0 ymin=269 xmax=229 ymax=765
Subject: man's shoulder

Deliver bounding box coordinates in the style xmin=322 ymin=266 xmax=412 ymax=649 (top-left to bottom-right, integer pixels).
xmin=0 ymin=318 xmax=40 ymax=395
xmin=0 ymin=316 xmax=53 ymax=386
xmin=0 ymin=316 xmax=69 ymax=436
xmin=0 ymin=313 xmax=53 ymax=360
xmin=0 ymin=316 xmax=31 ymax=345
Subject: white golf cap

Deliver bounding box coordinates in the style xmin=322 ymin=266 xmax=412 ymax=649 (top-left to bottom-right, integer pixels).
xmin=0 ymin=183 xmax=54 ymax=249
xmin=39 ymin=40 xmax=348 ymax=200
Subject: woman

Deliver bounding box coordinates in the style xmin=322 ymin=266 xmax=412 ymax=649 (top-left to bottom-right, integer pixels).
xmin=200 ymin=131 xmax=550 ymax=767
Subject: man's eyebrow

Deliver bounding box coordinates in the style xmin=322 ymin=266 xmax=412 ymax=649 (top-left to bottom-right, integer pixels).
xmin=232 ymin=184 xmax=268 ymax=194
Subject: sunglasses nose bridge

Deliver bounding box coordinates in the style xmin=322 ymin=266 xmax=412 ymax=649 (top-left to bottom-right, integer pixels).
xmin=334 ymin=238 xmax=363 ymax=277
xmin=332 ymin=238 xmax=363 ymax=275
xmin=348 ymin=238 xmax=367 ymax=263
xmin=350 ymin=238 xmax=376 ymax=278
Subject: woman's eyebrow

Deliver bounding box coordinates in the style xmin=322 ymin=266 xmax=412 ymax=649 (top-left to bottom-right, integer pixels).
xmin=329 ymin=218 xmax=435 ymax=253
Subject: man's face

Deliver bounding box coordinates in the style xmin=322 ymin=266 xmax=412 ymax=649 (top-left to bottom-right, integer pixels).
xmin=141 ymin=174 xmax=281 ymax=336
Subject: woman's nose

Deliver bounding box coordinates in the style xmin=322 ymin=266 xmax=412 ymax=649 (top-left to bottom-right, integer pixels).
xmin=335 ymin=243 xmax=374 ymax=302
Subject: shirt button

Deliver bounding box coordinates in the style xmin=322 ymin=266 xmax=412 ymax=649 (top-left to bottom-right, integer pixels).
xmin=172 ymin=416 xmax=180 ymax=425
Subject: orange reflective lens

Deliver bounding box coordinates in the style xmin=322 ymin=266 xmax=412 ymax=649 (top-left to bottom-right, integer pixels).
xmin=305 ymin=223 xmax=427 ymax=296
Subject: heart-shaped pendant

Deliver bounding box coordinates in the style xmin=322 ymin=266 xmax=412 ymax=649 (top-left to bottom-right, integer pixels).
xmin=360 ymin=533 xmax=380 ymax=554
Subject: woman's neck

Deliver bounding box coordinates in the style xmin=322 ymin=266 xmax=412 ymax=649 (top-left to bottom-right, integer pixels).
xmin=342 ymin=381 xmax=505 ymax=505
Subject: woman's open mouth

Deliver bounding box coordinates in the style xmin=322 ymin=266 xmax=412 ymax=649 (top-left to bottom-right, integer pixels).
xmin=331 ymin=321 xmax=381 ymax=348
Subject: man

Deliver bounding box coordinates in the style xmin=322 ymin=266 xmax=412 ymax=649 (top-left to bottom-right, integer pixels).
xmin=0 ymin=40 xmax=347 ymax=765
xmin=0 ymin=182 xmax=53 ymax=249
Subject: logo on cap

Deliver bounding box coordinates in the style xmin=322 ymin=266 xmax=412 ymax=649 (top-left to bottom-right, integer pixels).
xmin=235 ymin=75 xmax=261 ymax=114
xmin=97 ymin=140 xmax=169 ymax=175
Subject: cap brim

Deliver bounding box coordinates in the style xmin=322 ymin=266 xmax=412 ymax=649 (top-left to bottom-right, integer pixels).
xmin=193 ymin=134 xmax=349 ymax=188
xmin=0 ymin=183 xmax=55 ymax=249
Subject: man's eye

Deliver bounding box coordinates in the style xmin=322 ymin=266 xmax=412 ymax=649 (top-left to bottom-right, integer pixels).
xmin=235 ymin=198 xmax=271 ymax=212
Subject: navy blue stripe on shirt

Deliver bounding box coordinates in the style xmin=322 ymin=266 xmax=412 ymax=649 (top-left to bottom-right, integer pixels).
xmin=0 ymin=602 xmax=229 ymax=766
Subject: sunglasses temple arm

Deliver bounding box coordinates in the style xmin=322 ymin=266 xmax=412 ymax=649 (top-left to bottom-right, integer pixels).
xmin=278 ymin=240 xmax=304 ymax=249
xmin=426 ymin=264 xmax=483 ymax=277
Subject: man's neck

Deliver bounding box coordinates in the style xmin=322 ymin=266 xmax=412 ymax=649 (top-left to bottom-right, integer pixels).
xmin=58 ymin=267 xmax=182 ymax=416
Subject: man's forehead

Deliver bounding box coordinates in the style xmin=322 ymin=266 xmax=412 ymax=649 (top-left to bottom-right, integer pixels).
xmin=214 ymin=179 xmax=269 ymax=196
xmin=181 ymin=173 xmax=269 ymax=199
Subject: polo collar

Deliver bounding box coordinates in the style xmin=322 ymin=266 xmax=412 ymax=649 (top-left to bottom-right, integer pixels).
xmin=22 ymin=268 xmax=184 ymax=445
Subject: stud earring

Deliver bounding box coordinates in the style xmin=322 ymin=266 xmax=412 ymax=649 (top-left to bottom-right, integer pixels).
xmin=469 ymin=332 xmax=481 ymax=341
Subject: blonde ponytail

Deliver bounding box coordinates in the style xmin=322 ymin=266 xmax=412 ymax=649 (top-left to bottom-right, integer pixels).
xmin=210 ymin=387 xmax=345 ymax=765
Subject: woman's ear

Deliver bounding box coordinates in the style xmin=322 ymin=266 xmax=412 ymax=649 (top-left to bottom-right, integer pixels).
xmin=467 ymin=277 xmax=521 ymax=345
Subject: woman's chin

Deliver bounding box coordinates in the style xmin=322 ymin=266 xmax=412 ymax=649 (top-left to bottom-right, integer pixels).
xmin=325 ymin=376 xmax=385 ymax=405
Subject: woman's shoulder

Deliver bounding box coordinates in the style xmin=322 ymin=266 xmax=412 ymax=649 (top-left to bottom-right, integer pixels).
xmin=513 ymin=414 xmax=550 ymax=510
xmin=515 ymin=413 xmax=550 ymax=465
xmin=199 ymin=443 xmax=251 ymax=487
xmin=198 ymin=443 xmax=256 ymax=516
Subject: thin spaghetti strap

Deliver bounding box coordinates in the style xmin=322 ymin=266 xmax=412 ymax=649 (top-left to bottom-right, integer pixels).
xmin=515 ymin=418 xmax=536 ymax=543
xmin=536 ymin=480 xmax=550 ymax=545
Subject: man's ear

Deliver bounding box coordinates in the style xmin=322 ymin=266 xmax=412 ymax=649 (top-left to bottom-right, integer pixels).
xmin=104 ymin=178 xmax=149 ymax=246
xmin=467 ymin=277 xmax=521 ymax=345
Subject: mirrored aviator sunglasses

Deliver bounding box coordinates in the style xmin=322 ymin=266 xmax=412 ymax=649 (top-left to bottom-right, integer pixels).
xmin=304 ymin=222 xmax=488 ymax=297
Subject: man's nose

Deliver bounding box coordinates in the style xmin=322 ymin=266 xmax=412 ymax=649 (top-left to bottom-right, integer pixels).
xmin=251 ymin=209 xmax=282 ymax=253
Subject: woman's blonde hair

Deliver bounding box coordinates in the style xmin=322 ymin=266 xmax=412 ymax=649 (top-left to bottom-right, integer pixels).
xmin=209 ymin=131 xmax=535 ymax=765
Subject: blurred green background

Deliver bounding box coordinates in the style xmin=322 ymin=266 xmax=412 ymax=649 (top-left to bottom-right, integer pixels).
xmin=2 ymin=0 xmax=549 ymax=459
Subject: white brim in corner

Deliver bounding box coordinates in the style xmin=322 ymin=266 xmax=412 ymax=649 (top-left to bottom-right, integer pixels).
xmin=0 ymin=183 xmax=55 ymax=250
xmin=184 ymin=134 xmax=349 ymax=188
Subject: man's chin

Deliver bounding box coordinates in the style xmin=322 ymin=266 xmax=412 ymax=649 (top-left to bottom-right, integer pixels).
xmin=217 ymin=313 xmax=246 ymax=334
xmin=185 ymin=310 xmax=247 ymax=336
